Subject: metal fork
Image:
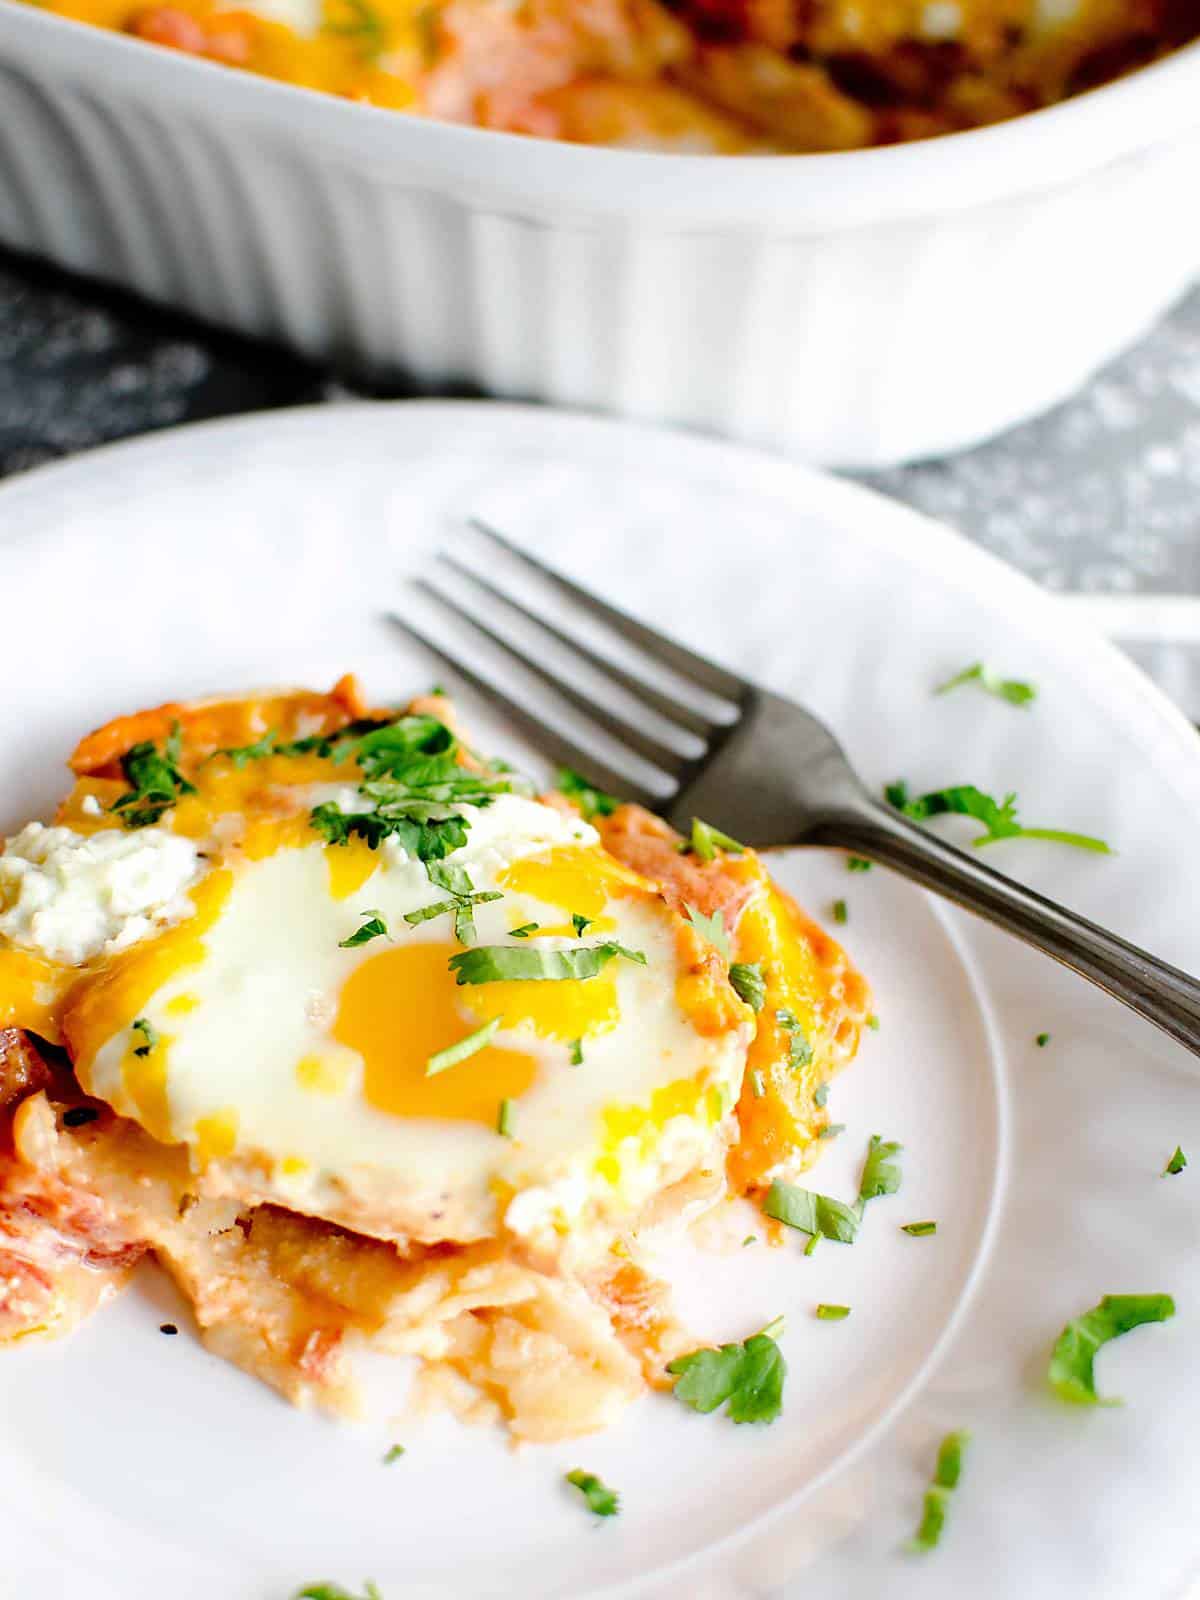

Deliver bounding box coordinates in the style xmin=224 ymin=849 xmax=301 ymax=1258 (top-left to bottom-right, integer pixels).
xmin=391 ymin=519 xmax=1200 ymax=1058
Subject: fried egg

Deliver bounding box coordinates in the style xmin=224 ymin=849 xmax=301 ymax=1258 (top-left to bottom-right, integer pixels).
xmin=2 ymin=719 xmax=753 ymax=1260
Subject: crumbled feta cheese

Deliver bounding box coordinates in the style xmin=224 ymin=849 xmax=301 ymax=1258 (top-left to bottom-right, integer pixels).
xmin=0 ymin=822 xmax=202 ymax=965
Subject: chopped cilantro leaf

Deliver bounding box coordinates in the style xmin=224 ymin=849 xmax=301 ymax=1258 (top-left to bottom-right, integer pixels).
xmin=885 ymin=780 xmax=1110 ymax=853
xmin=323 ymin=0 xmax=387 ymax=56
xmin=1048 ymin=1293 xmax=1175 ymax=1405
xmin=131 ymin=1018 xmax=158 ymax=1057
xmin=684 ymin=904 xmax=731 ymax=962
xmin=295 ymin=1584 xmax=383 ymax=1600
xmin=907 ymin=1486 xmax=950 ymax=1554
xmin=555 ymin=767 xmax=620 ymax=820
xmin=901 ymin=1221 xmax=937 ymax=1236
xmin=565 ymin=1469 xmax=619 ymax=1517
xmin=497 ymin=1097 xmax=515 ymax=1138
xmin=866 ymin=1014 xmax=880 ymax=1031
xmin=813 ymin=1083 xmax=829 ymax=1108
xmin=381 ymin=1445 xmax=405 ymax=1464
xmin=815 ymin=1304 xmax=850 ymax=1321
xmin=571 ymin=913 xmax=593 ymax=937
xmin=111 ymin=723 xmax=196 ymax=828
xmin=857 ymin=1134 xmax=903 ymax=1212
xmin=847 ymin=856 xmax=872 ymax=872
xmin=936 ymin=661 xmax=1036 ymax=708
xmin=509 ymin=922 xmax=539 ymax=938
xmin=1164 ymin=1146 xmax=1187 ymax=1176
xmin=776 ymin=1009 xmax=813 ymax=1068
xmin=817 ymin=1123 xmax=845 ymax=1140
xmin=1036 ymin=1032 xmax=1050 ymax=1047
xmin=569 ymin=1038 xmax=584 ymax=1066
xmin=763 ymin=1180 xmax=858 ymax=1243
xmin=688 ymin=818 xmax=745 ymax=862
xmin=729 ymin=962 xmax=765 ymax=1012
xmin=425 ymin=1018 xmax=500 ymax=1077
xmin=338 ymin=912 xmax=389 ymax=949
xmin=449 ymin=943 xmax=645 ymax=985
xmin=210 ymin=730 xmax=278 ymax=767
xmin=832 ymin=898 xmax=848 ymax=925
xmin=935 ymin=1430 xmax=969 ymax=1489
xmin=667 ymin=1320 xmax=786 ymax=1424
xmin=803 ymin=1232 xmax=819 ymax=1257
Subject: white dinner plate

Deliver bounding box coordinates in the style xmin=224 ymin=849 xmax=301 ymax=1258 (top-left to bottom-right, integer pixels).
xmin=1 ymin=402 xmax=1198 ymax=1600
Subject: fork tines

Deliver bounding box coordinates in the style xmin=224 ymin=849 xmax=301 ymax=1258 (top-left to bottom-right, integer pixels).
xmin=388 ymin=519 xmax=748 ymax=807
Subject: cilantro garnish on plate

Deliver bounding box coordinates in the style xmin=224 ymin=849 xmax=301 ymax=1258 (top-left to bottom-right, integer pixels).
xmin=555 ymin=767 xmax=621 ymax=820
xmin=684 ymin=904 xmax=731 ymax=961
xmin=425 ymin=1018 xmax=500 ymax=1077
xmin=729 ymin=961 xmax=765 ymax=1011
xmin=1163 ymin=1146 xmax=1187 ymax=1176
xmin=935 ymin=661 xmax=1037 ymax=707
xmin=687 ymin=818 xmax=744 ymax=862
xmin=667 ymin=1316 xmax=787 ymax=1424
xmin=338 ymin=912 xmax=390 ymax=949
xmin=448 ymin=943 xmax=645 ymax=985
xmin=111 ymin=722 xmax=197 ymax=828
xmin=295 ymin=1583 xmax=383 ymax=1600
xmin=1048 ymin=1294 xmax=1175 ymax=1405
xmin=763 ymin=1181 xmax=859 ymax=1243
xmin=886 ymin=779 xmax=1110 ymax=853
xmin=565 ymin=1469 xmax=620 ymax=1517
xmin=907 ymin=1431 xmax=971 ymax=1554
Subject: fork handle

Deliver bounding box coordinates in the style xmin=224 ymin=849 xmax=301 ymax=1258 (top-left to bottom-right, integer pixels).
xmin=809 ymin=801 xmax=1200 ymax=1056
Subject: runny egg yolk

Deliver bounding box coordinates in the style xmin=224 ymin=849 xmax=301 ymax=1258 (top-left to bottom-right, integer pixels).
xmin=499 ymin=844 xmax=646 ymax=937
xmin=333 ymin=943 xmax=538 ymax=1125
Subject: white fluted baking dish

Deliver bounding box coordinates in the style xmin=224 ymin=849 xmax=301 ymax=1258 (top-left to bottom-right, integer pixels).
xmin=0 ymin=8 xmax=1198 ymax=467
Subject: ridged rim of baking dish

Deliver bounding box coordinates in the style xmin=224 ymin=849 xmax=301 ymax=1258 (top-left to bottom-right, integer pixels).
xmin=1 ymin=2 xmax=1198 ymax=229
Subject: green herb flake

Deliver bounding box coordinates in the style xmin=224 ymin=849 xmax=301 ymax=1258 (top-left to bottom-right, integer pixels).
xmin=1048 ymin=1293 xmax=1175 ymax=1405
xmin=857 ymin=1134 xmax=903 ymax=1212
xmin=131 ymin=1018 xmax=158 ymax=1057
xmin=763 ymin=1180 xmax=859 ymax=1244
xmin=569 ymin=1038 xmax=584 ymax=1066
xmin=729 ymin=962 xmax=766 ymax=1012
xmin=901 ymin=1221 xmax=937 ymax=1237
xmin=110 ymin=722 xmax=197 ymax=828
xmin=815 ymin=1304 xmax=850 ymax=1321
xmin=776 ymin=1008 xmax=813 ymax=1068
xmin=425 ymin=1018 xmax=501 ymax=1077
xmin=935 ymin=661 xmax=1037 ymax=708
xmin=817 ymin=1123 xmax=845 ymax=1141
xmin=885 ymin=780 xmax=1109 ymax=854
xmin=907 ymin=1485 xmax=950 ymax=1555
xmin=338 ymin=912 xmax=390 ymax=949
xmin=509 ymin=922 xmax=539 ymax=938
xmin=211 ymin=730 xmax=278 ymax=768
xmin=803 ymin=1232 xmax=819 ymax=1257
xmin=449 ymin=942 xmax=645 ymax=986
xmin=866 ymin=1014 xmax=880 ymax=1031
xmin=381 ymin=1445 xmax=405 ymax=1464
xmin=323 ymin=0 xmax=387 ymax=57
xmin=571 ymin=913 xmax=593 ymax=937
xmin=684 ymin=904 xmax=731 ymax=962
xmin=934 ymin=1430 xmax=970 ymax=1490
xmin=1036 ymin=1031 xmax=1051 ymax=1047
xmin=832 ymin=898 xmax=848 ymax=925
xmin=688 ymin=818 xmax=745 ymax=863
xmin=565 ymin=1469 xmax=619 ymax=1517
xmin=813 ymin=1083 xmax=829 ymax=1108
xmin=742 ymin=1235 xmax=757 ymax=1247
xmin=667 ymin=1319 xmax=787 ymax=1424
xmin=555 ymin=767 xmax=621 ymax=821
xmin=1164 ymin=1146 xmax=1187 ymax=1176
xmin=847 ymin=856 xmax=872 ymax=873
xmin=295 ymin=1584 xmax=384 ymax=1600
xmin=497 ymin=1097 xmax=516 ymax=1139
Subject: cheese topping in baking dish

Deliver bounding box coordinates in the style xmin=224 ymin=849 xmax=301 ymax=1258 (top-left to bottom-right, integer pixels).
xmin=18 ymin=0 xmax=1197 ymax=152
xmin=0 ymin=675 xmax=869 ymax=1438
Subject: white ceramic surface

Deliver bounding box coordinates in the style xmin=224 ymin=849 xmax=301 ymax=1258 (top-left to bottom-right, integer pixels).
xmin=1 ymin=403 xmax=1199 ymax=1600
xmin=0 ymin=8 xmax=1197 ymax=466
